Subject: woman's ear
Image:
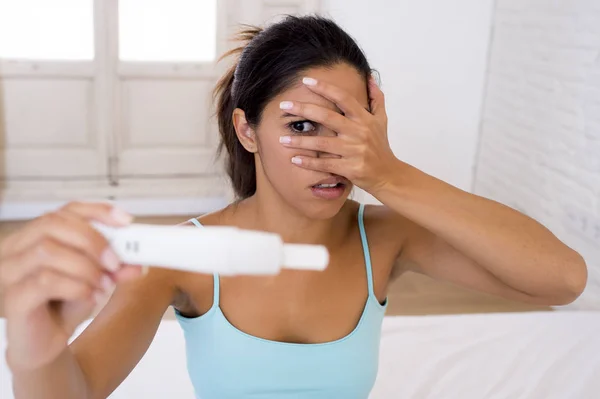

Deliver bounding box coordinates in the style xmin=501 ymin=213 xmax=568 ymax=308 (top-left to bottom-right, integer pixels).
xmin=232 ymin=108 xmax=257 ymax=153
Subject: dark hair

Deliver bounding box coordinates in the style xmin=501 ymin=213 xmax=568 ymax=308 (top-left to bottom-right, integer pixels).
xmin=214 ymin=15 xmax=372 ymax=199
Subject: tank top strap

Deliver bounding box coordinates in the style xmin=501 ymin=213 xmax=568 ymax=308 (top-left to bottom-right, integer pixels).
xmin=357 ymin=204 xmax=376 ymax=298
xmin=188 ymin=218 xmax=203 ymax=228
xmin=188 ymin=218 xmax=220 ymax=307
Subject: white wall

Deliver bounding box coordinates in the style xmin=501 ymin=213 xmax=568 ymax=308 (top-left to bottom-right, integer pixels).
xmin=324 ymin=0 xmax=495 ymax=202
xmin=474 ymin=0 xmax=600 ymax=309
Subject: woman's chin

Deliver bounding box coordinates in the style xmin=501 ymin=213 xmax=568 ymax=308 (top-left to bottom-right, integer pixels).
xmin=303 ymin=196 xmax=350 ymax=220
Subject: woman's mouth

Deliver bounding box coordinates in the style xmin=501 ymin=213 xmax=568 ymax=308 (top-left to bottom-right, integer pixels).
xmin=310 ymin=182 xmax=347 ymax=199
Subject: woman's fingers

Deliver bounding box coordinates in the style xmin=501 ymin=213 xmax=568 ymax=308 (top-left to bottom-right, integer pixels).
xmin=61 ymin=201 xmax=133 ymax=226
xmin=289 ymin=155 xmax=346 ymax=175
xmin=3 ymin=210 xmax=123 ymax=274
xmin=301 ymin=77 xmax=369 ymax=119
xmin=368 ymin=76 xmax=387 ymax=119
xmin=0 ymin=238 xmax=108 ymax=291
xmin=280 ymin=135 xmax=346 ymax=156
xmin=112 ymin=264 xmax=145 ymax=282
xmin=279 ymin=100 xmax=351 ymax=133
xmin=4 ymin=269 xmax=97 ymax=317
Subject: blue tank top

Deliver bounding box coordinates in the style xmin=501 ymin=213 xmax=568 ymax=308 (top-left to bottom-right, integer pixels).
xmin=175 ymin=204 xmax=387 ymax=398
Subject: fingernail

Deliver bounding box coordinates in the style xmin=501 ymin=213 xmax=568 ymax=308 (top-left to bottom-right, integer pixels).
xmin=279 ymin=136 xmax=291 ymax=144
xmin=110 ymin=207 xmax=133 ymax=225
xmin=291 ymin=157 xmax=302 ymax=165
xmin=101 ymin=248 xmax=121 ymax=272
xmin=94 ymin=290 xmax=105 ymax=305
xmin=101 ymin=275 xmax=115 ymax=293
xmin=141 ymin=265 xmax=149 ymax=277
xmin=370 ymin=77 xmax=380 ymax=88
xmin=280 ymin=101 xmax=293 ymax=110
xmin=303 ymin=77 xmax=317 ymax=86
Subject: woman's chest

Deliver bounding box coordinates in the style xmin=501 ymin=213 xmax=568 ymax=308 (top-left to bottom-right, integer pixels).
xmin=173 ymin=227 xmax=398 ymax=344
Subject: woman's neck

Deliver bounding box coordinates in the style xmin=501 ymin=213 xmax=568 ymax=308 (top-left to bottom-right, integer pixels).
xmin=230 ymin=191 xmax=351 ymax=246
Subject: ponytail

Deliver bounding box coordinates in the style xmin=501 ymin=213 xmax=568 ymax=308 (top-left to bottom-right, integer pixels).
xmin=214 ymin=26 xmax=263 ymax=199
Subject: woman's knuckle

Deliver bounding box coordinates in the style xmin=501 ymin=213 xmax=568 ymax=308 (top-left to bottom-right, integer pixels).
xmin=360 ymin=145 xmax=370 ymax=158
xmin=36 ymin=269 xmax=55 ymax=288
xmin=70 ymin=282 xmax=90 ymax=298
xmin=35 ymin=239 xmax=56 ymax=259
xmin=61 ymin=200 xmax=86 ymax=212
xmin=316 ymin=138 xmax=328 ymax=151
xmin=60 ymin=202 xmax=77 ymax=214
xmin=40 ymin=212 xmax=63 ymax=227
xmin=338 ymin=91 xmax=349 ymax=103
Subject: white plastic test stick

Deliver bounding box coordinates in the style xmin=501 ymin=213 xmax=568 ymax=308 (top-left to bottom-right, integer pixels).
xmin=92 ymin=223 xmax=329 ymax=275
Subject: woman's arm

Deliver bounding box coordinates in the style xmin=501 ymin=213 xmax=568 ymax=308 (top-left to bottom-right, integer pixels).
xmin=372 ymin=161 xmax=588 ymax=306
xmin=11 ymin=348 xmax=91 ymax=399
xmin=276 ymin=76 xmax=587 ymax=305
xmin=11 ymin=268 xmax=175 ymax=399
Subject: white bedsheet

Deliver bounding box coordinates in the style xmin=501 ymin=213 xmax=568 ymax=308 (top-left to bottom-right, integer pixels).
xmin=372 ymin=312 xmax=600 ymax=399
xmin=1 ymin=312 xmax=599 ymax=398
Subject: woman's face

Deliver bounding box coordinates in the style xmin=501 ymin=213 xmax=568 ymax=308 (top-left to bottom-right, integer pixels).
xmin=252 ymin=63 xmax=370 ymax=219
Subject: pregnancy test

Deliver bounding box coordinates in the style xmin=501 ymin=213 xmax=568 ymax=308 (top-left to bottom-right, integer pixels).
xmin=92 ymin=223 xmax=329 ymax=275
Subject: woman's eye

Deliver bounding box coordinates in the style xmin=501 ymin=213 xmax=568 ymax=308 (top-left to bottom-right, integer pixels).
xmin=290 ymin=121 xmax=317 ymax=134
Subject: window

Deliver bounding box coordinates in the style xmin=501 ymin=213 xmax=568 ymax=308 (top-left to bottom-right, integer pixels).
xmin=118 ymin=0 xmax=218 ymax=62
xmin=0 ymin=0 xmax=94 ymax=60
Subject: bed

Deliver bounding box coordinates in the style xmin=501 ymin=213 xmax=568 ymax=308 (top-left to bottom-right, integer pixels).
xmin=1 ymin=312 xmax=599 ymax=398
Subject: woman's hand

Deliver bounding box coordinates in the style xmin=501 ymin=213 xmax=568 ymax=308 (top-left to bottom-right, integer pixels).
xmin=0 ymin=202 xmax=143 ymax=371
xmin=279 ymin=76 xmax=400 ymax=194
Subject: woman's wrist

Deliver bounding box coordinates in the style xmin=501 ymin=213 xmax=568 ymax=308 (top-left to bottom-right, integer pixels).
xmin=370 ymin=159 xmax=459 ymax=219
xmin=370 ymin=159 xmax=419 ymax=204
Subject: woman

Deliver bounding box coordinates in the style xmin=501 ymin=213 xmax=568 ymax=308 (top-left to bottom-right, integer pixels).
xmin=1 ymin=16 xmax=587 ymax=399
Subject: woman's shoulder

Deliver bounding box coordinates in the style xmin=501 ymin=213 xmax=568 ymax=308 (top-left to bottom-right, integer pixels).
xmin=348 ymin=202 xmax=408 ymax=288
xmin=184 ymin=204 xmax=235 ymax=227
xmin=158 ymin=207 xmax=233 ymax=302
xmin=358 ymin=202 xmax=410 ymax=251
xmin=358 ymin=202 xmax=405 ymax=228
